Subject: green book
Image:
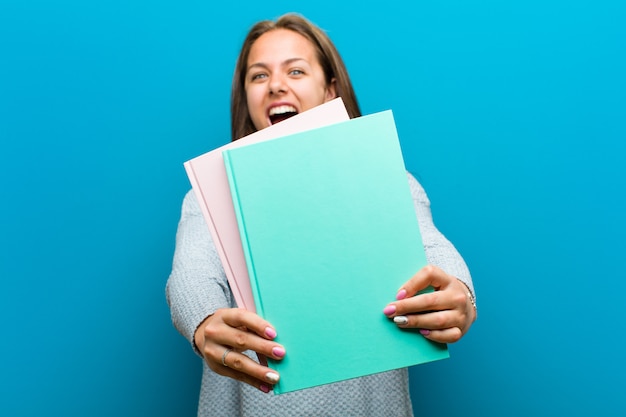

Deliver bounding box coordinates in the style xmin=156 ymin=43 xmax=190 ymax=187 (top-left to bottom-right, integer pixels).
xmin=222 ymin=110 xmax=449 ymax=394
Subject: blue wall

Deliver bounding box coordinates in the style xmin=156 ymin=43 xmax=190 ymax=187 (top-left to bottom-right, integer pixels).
xmin=1 ymin=1 xmax=624 ymax=416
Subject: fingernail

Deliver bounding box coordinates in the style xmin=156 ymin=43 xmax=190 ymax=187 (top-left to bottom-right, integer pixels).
xmin=272 ymin=346 xmax=286 ymax=358
xmin=393 ymin=316 xmax=408 ymax=325
xmin=383 ymin=305 xmax=396 ymax=315
xmin=260 ymin=384 xmax=271 ymax=393
xmin=396 ymin=289 xmax=407 ymax=300
xmin=265 ymin=372 xmax=280 ymax=383
xmin=265 ymin=327 xmax=277 ymax=338
xmin=420 ymin=329 xmax=431 ymax=336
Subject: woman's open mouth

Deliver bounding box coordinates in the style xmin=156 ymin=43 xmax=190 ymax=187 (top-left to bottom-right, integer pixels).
xmin=268 ymin=105 xmax=298 ymax=125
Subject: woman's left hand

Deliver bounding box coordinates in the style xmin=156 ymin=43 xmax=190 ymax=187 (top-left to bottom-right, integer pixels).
xmin=383 ymin=265 xmax=477 ymax=344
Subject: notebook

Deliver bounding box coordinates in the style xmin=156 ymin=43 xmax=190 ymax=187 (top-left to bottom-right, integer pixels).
xmin=223 ymin=110 xmax=448 ymax=393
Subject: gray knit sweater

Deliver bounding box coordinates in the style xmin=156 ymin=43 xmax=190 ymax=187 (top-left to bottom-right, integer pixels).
xmin=166 ymin=172 xmax=473 ymax=417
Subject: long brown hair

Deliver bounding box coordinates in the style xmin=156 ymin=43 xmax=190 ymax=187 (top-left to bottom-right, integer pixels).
xmin=230 ymin=13 xmax=361 ymax=141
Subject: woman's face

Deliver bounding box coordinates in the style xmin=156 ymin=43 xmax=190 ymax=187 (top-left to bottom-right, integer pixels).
xmin=245 ymin=29 xmax=336 ymax=131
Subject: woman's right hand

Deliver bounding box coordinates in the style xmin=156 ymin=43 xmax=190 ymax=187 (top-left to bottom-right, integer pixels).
xmin=194 ymin=308 xmax=286 ymax=393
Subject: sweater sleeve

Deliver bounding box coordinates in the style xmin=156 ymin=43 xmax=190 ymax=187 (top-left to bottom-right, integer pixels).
xmin=165 ymin=190 xmax=234 ymax=356
xmin=407 ymin=173 xmax=475 ymax=299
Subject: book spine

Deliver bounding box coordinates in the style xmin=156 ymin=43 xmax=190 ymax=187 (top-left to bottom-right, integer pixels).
xmin=222 ymin=150 xmax=264 ymax=317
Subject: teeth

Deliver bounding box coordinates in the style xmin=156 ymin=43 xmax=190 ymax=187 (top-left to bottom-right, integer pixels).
xmin=269 ymin=105 xmax=297 ymax=116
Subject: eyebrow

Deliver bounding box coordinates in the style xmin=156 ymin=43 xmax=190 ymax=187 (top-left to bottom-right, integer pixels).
xmin=247 ymin=57 xmax=309 ymax=73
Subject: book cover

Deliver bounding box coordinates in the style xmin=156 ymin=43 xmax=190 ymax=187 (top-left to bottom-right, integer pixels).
xmin=222 ymin=110 xmax=449 ymax=394
xmin=184 ymin=98 xmax=350 ymax=311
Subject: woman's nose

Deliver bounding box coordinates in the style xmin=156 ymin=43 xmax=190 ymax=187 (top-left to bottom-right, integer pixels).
xmin=268 ymin=74 xmax=287 ymax=95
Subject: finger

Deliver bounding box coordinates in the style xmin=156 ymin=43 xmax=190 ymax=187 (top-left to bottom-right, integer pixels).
xmin=204 ymin=325 xmax=286 ymax=362
xmin=204 ymin=312 xmax=285 ymax=361
xmin=397 ymin=265 xmax=454 ymax=298
xmin=210 ymin=356 xmax=277 ymax=393
xmin=389 ymin=287 xmax=458 ymax=316
xmin=389 ymin=274 xmax=471 ymax=316
xmin=210 ymin=348 xmax=281 ymax=389
xmin=392 ymin=310 xmax=463 ymax=331
xmin=419 ymin=327 xmax=464 ymax=344
xmin=223 ymin=350 xmax=280 ymax=385
xmin=221 ymin=308 xmax=278 ymax=340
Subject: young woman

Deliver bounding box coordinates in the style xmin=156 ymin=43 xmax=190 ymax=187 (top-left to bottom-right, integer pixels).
xmin=166 ymin=13 xmax=476 ymax=417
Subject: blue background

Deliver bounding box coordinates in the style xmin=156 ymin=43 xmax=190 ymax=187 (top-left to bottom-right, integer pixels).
xmin=1 ymin=1 xmax=624 ymax=416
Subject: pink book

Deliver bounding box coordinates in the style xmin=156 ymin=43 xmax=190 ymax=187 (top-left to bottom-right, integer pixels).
xmin=184 ymin=98 xmax=350 ymax=311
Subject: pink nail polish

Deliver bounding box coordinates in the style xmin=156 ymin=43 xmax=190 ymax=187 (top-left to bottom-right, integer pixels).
xmin=265 ymin=327 xmax=277 ymax=338
xmin=383 ymin=305 xmax=396 ymax=315
xmin=272 ymin=346 xmax=286 ymax=358
xmin=420 ymin=329 xmax=431 ymax=336
xmin=260 ymin=384 xmax=270 ymax=393
xmin=396 ymin=289 xmax=407 ymax=300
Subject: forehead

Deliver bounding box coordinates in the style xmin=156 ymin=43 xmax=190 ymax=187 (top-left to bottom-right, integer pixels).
xmin=247 ymin=29 xmax=318 ymax=66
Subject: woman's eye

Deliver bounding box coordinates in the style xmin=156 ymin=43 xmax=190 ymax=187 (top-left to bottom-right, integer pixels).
xmin=289 ymin=69 xmax=304 ymax=76
xmin=251 ymin=73 xmax=267 ymax=81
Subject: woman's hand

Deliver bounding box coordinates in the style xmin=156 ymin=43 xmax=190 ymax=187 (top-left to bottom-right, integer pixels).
xmin=383 ymin=265 xmax=477 ymax=344
xmin=194 ymin=308 xmax=286 ymax=393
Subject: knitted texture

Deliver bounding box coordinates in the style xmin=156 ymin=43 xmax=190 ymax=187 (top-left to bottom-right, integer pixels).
xmin=166 ymin=173 xmax=473 ymax=417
